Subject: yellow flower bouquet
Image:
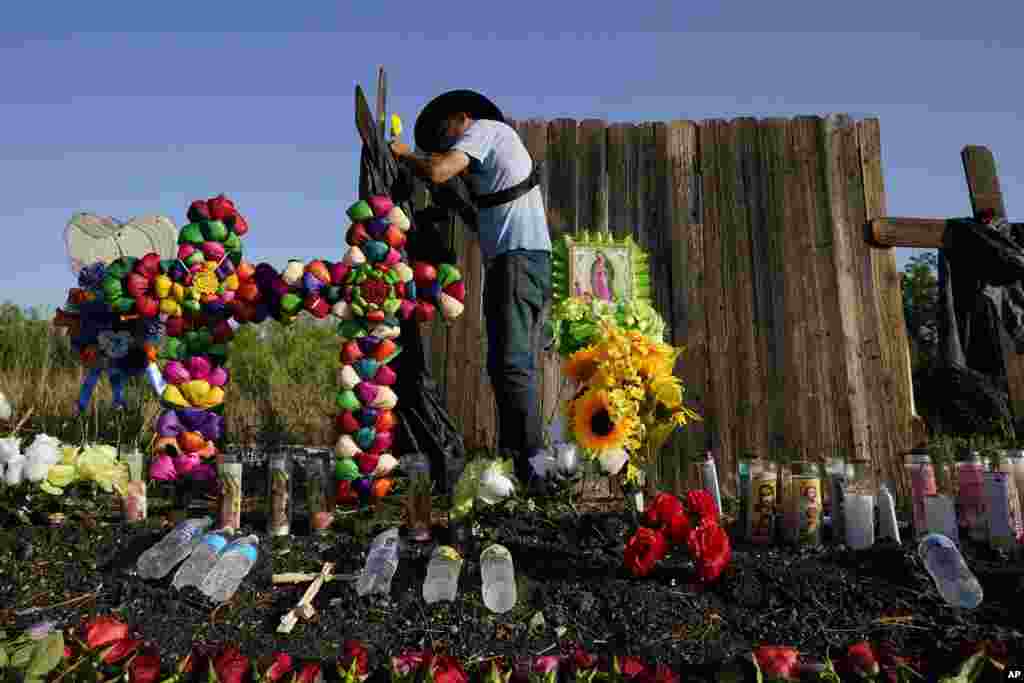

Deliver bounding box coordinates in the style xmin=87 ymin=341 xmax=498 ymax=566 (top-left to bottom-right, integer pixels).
xmin=561 ymin=322 xmax=701 ymax=475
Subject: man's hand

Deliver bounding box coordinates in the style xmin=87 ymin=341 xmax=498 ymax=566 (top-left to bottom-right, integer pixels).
xmin=390 ymin=141 xmax=412 ymax=159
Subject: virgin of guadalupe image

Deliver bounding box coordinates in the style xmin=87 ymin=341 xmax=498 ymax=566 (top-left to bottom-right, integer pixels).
xmin=590 ymin=251 xmax=615 ymax=302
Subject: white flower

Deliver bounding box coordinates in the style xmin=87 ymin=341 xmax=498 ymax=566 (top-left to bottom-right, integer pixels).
xmin=25 ymin=458 xmax=53 ymax=483
xmin=0 ymin=436 xmax=21 ymax=464
xmin=478 ymin=464 xmax=515 ymax=504
xmin=529 ymin=449 xmax=557 ymax=480
xmin=5 ymin=453 xmax=26 ymax=485
xmin=597 ymin=448 xmax=628 ymax=475
xmin=0 ymin=390 xmax=12 ymax=421
xmin=24 ymin=434 xmax=61 ymax=466
xmin=555 ymin=442 xmax=580 ymax=478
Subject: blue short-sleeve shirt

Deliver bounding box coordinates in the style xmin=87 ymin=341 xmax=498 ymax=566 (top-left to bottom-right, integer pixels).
xmin=450 ymin=119 xmax=552 ymax=261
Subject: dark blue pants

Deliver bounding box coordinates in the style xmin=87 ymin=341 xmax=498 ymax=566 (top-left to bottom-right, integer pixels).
xmin=483 ymin=250 xmax=552 ymax=482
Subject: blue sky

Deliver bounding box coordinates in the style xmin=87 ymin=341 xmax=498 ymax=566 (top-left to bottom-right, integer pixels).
xmin=2 ymin=1 xmax=1021 ymax=309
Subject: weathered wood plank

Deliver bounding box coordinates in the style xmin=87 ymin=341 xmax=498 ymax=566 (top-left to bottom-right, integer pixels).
xmin=699 ymin=119 xmax=737 ymax=479
xmin=758 ymin=119 xmax=791 ymax=464
xmin=544 ymin=120 xmax=578 ymax=432
xmin=776 ymin=119 xmax=813 ymax=458
xmin=731 ymin=117 xmax=769 ymax=482
xmin=962 ymin=146 xmax=1024 ymax=421
xmin=631 ymin=123 xmax=655 ymax=251
xmin=859 ymin=118 xmax=916 ymax=501
xmin=662 ymin=120 xmax=706 ymax=494
xmin=821 ymin=114 xmax=874 ymax=465
xmin=869 ymin=217 xmax=947 ymax=248
xmin=607 ymin=124 xmax=637 ymax=240
xmin=577 ymin=119 xmax=609 ymax=233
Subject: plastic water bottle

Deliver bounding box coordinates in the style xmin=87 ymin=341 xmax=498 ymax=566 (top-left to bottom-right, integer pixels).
xmin=136 ymin=516 xmax=213 ymax=579
xmin=199 ymin=535 xmax=260 ymax=603
xmin=917 ymin=533 xmax=983 ymax=609
xmin=423 ymin=545 xmax=463 ymax=604
xmin=480 ymin=543 xmax=517 ymax=613
xmin=171 ymin=532 xmax=229 ymax=590
xmin=355 ymin=528 xmax=400 ymax=597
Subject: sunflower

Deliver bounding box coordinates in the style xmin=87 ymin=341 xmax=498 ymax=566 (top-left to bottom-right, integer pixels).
xmin=562 ymin=346 xmax=601 ymax=384
xmin=573 ymin=388 xmax=634 ymax=452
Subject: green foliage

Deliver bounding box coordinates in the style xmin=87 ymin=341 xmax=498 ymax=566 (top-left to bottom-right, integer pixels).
xmin=902 ymin=252 xmax=939 ymax=370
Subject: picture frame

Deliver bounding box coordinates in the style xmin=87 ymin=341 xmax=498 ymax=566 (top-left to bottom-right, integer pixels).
xmin=551 ymin=231 xmax=652 ymax=306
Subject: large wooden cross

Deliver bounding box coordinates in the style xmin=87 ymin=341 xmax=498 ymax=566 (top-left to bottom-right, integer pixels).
xmin=867 ymin=146 xmax=1024 ymax=418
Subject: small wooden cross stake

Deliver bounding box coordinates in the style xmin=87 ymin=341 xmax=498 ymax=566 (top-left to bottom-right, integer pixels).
xmin=867 ymin=145 xmax=1024 ymax=417
xmin=276 ymin=561 xmax=335 ymax=634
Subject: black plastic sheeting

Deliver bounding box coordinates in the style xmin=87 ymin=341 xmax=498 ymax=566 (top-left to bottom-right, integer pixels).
xmin=929 ymin=217 xmax=1024 ymax=433
xmin=357 ymin=146 xmax=468 ymax=492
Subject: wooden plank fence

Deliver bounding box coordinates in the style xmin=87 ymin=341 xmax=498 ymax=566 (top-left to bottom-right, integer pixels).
xmin=425 ymin=115 xmax=916 ymax=499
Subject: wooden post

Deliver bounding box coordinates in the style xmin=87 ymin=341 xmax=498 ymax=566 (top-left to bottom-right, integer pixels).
xmin=864 ymin=145 xmax=1024 ymax=422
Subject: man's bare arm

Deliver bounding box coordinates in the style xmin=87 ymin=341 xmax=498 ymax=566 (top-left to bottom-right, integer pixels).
xmin=392 ymin=143 xmax=470 ymax=185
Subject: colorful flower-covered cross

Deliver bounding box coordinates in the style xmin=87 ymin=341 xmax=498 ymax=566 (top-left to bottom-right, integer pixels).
xmin=55 ymin=192 xmax=467 ymax=506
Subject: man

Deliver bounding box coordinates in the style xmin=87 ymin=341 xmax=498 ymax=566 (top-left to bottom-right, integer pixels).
xmin=390 ymin=89 xmax=552 ymax=491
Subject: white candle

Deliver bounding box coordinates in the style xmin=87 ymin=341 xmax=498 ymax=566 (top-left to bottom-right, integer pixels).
xmin=845 ymin=494 xmax=875 ymax=550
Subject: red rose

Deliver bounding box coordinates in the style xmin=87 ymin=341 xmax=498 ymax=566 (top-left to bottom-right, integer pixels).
xmin=428 ymin=654 xmax=468 ymax=683
xmin=687 ymin=522 xmax=731 ymax=583
xmin=255 ymin=652 xmax=293 ymax=683
xmin=615 ymin=656 xmax=647 ymax=679
xmin=294 ymin=662 xmax=323 ymax=683
xmin=623 ymin=527 xmax=668 ymax=577
xmin=102 ymin=638 xmax=143 ymax=663
xmin=213 ymin=645 xmax=250 ymax=683
xmin=391 ymin=651 xmax=429 ymax=680
xmin=644 ymin=492 xmax=683 ymax=528
xmin=665 ymin=511 xmax=692 ymax=546
xmin=685 ymin=490 xmax=718 ymax=524
xmin=568 ymin=643 xmax=598 ymax=672
xmin=84 ymin=615 xmax=129 ymax=649
xmin=635 ymin=663 xmax=679 ymax=683
xmin=129 ymin=653 xmax=162 ymax=683
xmin=844 ymin=641 xmax=879 ymax=678
xmin=337 ymin=640 xmax=369 ymax=682
xmin=752 ymin=646 xmax=800 ymax=681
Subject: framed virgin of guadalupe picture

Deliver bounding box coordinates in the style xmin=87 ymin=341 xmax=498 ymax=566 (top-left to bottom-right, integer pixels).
xmin=551 ymin=231 xmax=652 ymax=306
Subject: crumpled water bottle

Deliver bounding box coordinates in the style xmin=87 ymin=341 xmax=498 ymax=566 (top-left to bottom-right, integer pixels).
xmin=918 ymin=533 xmax=983 ymax=609
xmin=171 ymin=531 xmax=228 ymax=590
xmin=356 ymin=528 xmax=400 ymax=597
xmin=480 ymin=543 xmax=517 ymax=614
xmin=423 ymin=545 xmax=463 ymax=604
xmin=136 ymin=516 xmax=213 ymax=579
xmin=199 ymin=535 xmax=260 ymax=603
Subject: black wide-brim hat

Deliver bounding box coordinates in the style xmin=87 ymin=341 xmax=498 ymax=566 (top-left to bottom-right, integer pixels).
xmin=414 ymin=89 xmax=504 ymax=154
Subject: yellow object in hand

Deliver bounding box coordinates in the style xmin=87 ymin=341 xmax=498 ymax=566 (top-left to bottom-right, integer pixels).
xmin=390 ymin=114 xmax=402 ymax=140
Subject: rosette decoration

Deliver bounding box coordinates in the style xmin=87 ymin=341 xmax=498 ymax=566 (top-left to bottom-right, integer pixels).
xmin=148 ymin=194 xmax=251 ymax=482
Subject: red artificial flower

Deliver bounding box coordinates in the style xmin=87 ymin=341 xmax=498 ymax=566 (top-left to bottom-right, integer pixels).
xmin=338 ymin=640 xmax=370 ymax=682
xmin=643 ymin=492 xmax=683 ymax=528
xmin=255 ymin=652 xmax=294 ymax=683
xmin=752 ymin=646 xmax=801 ymax=681
xmin=213 ymin=645 xmax=250 ymax=683
xmin=614 ymin=656 xmax=647 ymax=679
xmin=428 ymin=654 xmax=469 ymax=683
xmin=391 ymin=651 xmax=429 ymax=681
xmin=636 ymin=663 xmax=679 ymax=683
xmin=623 ymin=527 xmax=668 ymax=577
xmin=129 ymin=653 xmax=162 ymax=683
xmin=844 ymin=641 xmax=880 ymax=678
xmin=686 ymin=490 xmax=718 ymax=524
xmin=103 ymin=638 xmax=143 ymax=663
xmin=526 ymin=656 xmax=563 ymax=683
xmin=665 ymin=511 xmax=693 ymax=547
xmin=687 ymin=522 xmax=731 ymax=583
xmin=294 ymin=662 xmax=323 ymax=683
xmin=567 ymin=643 xmax=598 ymax=672
xmin=84 ymin=615 xmax=130 ymax=649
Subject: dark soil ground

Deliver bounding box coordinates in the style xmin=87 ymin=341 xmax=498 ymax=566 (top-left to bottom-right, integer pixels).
xmin=2 ymin=460 xmax=1024 ymax=676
